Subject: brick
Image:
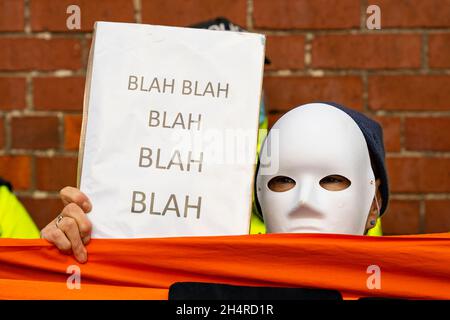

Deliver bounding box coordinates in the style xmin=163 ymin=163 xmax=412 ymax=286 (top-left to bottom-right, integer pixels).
xmin=0 ymin=38 xmax=82 ymax=71
xmin=0 ymin=118 xmax=4 ymax=149
xmin=0 ymin=78 xmax=26 ymax=110
xmin=142 ymin=0 xmax=247 ymax=27
xmin=269 ymin=112 xmax=400 ymax=151
xmin=265 ymin=35 xmax=305 ymax=70
xmin=369 ymin=76 xmax=450 ymax=111
xmin=267 ymin=112 xmax=401 ymax=152
xmin=405 ymin=117 xmax=450 ymax=151
xmin=268 ymin=112 xmax=400 ymax=152
xmin=0 ymin=0 xmax=24 ymax=31
xmin=254 ymin=0 xmax=360 ymax=30
xmin=0 ymin=156 xmax=32 ymax=190
xmin=19 ymin=197 xmax=64 ymax=230
xmin=312 ymin=34 xmax=421 ymax=69
xmin=387 ymin=157 xmax=450 ymax=193
xmin=30 ymin=0 xmax=135 ymax=31
xmin=368 ymin=0 xmax=450 ymax=28
xmin=34 ymin=77 xmax=85 ymax=111
xmin=425 ymin=200 xmax=450 ymax=233
xmin=264 ymin=76 xmax=363 ymax=112
xmin=381 ymin=200 xmax=420 ymax=235
xmin=429 ymin=33 xmax=450 ymax=68
xmin=36 ymin=156 xmax=78 ymax=191
xmin=64 ymin=114 xmax=82 ymax=150
xmin=11 ymin=116 xmax=59 ymax=150
xmin=374 ymin=116 xmax=401 ymax=152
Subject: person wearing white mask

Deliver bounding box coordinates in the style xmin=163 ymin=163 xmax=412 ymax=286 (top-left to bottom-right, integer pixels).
xmin=170 ymin=103 xmax=390 ymax=299
xmin=255 ymin=102 xmax=389 ymax=235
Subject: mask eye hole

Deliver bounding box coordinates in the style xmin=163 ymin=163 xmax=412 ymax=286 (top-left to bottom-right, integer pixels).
xmin=268 ymin=176 xmax=296 ymax=192
xmin=319 ymin=175 xmax=351 ymax=191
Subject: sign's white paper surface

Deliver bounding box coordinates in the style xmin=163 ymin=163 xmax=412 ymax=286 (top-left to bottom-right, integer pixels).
xmin=79 ymin=22 xmax=265 ymax=238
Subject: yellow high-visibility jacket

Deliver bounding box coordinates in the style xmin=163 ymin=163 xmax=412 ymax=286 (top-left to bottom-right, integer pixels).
xmin=0 ymin=185 xmax=40 ymax=239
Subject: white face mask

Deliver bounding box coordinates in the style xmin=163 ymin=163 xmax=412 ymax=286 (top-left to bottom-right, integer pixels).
xmin=256 ymin=103 xmax=376 ymax=235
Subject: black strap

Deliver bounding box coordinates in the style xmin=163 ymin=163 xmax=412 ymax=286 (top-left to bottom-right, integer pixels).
xmin=169 ymin=282 xmax=342 ymax=300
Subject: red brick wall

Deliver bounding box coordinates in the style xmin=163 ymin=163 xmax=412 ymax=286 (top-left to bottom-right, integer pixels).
xmin=1 ymin=0 xmax=449 ymax=235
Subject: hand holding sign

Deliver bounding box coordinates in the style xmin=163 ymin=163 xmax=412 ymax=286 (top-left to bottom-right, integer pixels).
xmin=41 ymin=187 xmax=92 ymax=263
xmin=41 ymin=22 xmax=265 ymax=261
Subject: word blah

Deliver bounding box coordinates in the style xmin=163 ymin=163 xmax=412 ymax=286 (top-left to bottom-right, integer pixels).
xmin=128 ymin=75 xmax=230 ymax=98
xmin=149 ymin=110 xmax=202 ymax=131
xmin=182 ymin=80 xmax=229 ymax=98
xmin=138 ymin=148 xmax=203 ymax=173
xmin=131 ymin=191 xmax=202 ymax=219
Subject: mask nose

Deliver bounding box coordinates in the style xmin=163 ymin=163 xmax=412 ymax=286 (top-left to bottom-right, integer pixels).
xmin=288 ymin=180 xmax=324 ymax=220
xmin=297 ymin=179 xmax=313 ymax=205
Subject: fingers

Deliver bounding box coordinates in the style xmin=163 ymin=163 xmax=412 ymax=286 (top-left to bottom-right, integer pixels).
xmin=61 ymin=203 xmax=92 ymax=243
xmin=60 ymin=186 xmax=92 ymax=213
xmin=41 ymin=226 xmax=72 ymax=255
xmin=41 ymin=214 xmax=89 ymax=264
xmin=41 ymin=188 xmax=93 ymax=264
xmin=57 ymin=216 xmax=87 ymax=263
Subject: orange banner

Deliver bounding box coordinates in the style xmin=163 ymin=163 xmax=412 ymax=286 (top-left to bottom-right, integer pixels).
xmin=1 ymin=233 xmax=449 ymax=300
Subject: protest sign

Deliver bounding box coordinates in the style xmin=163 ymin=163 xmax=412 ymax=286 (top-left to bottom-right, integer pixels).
xmin=79 ymin=22 xmax=265 ymax=238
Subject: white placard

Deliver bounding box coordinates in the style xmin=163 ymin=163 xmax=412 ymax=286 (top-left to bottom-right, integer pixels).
xmin=79 ymin=22 xmax=265 ymax=238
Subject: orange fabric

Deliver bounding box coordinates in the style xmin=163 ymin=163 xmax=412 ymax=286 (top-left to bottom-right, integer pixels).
xmin=0 ymin=233 xmax=449 ymax=300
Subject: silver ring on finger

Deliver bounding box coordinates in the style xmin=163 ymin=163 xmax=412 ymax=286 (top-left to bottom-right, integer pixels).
xmin=55 ymin=214 xmax=64 ymax=229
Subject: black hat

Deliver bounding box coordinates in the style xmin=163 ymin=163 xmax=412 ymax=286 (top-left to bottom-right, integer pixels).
xmin=321 ymin=102 xmax=389 ymax=215
xmin=189 ymin=17 xmax=271 ymax=65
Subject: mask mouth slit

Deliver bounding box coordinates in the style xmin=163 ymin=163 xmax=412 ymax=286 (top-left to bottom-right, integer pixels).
xmin=319 ymin=174 xmax=351 ymax=191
